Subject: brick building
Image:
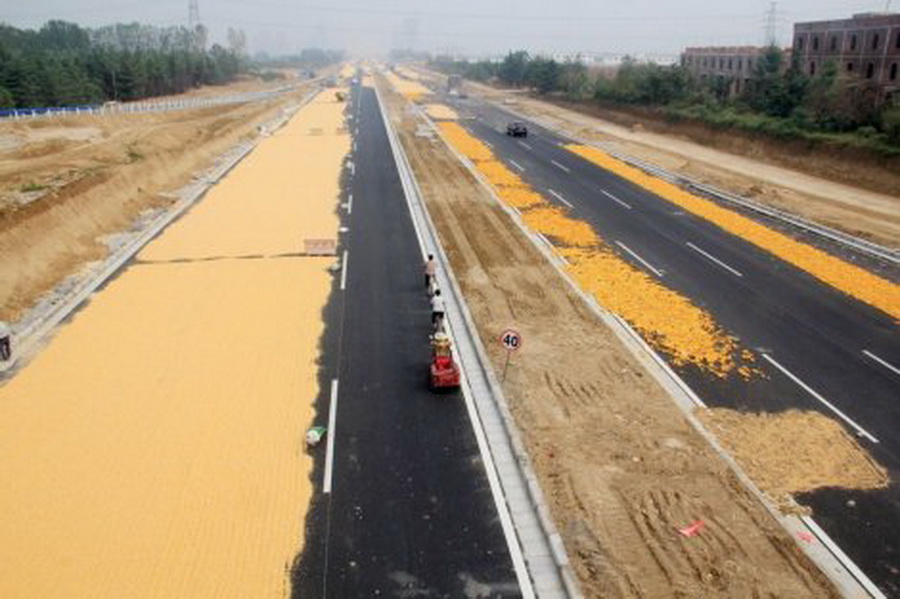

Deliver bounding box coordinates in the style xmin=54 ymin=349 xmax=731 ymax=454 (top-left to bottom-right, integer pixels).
xmin=793 ymin=12 xmax=900 ymax=103
xmin=680 ymin=47 xmax=781 ymax=96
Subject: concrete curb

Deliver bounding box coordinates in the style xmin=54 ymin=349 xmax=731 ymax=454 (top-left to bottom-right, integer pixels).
xmin=374 ymin=78 xmax=579 ymax=598
xmin=421 ymin=98 xmax=882 ymax=599
xmin=1 ymin=88 xmax=320 ymax=376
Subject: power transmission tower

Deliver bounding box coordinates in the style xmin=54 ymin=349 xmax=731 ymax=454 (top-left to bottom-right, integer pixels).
xmin=764 ymin=1 xmax=778 ymax=47
xmin=188 ymin=0 xmax=201 ymax=29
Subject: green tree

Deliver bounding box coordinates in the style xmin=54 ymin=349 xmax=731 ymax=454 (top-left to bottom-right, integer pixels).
xmin=525 ymin=56 xmax=561 ymax=94
xmin=498 ymin=51 xmax=529 ymax=86
xmin=0 ymin=86 xmax=13 ymax=108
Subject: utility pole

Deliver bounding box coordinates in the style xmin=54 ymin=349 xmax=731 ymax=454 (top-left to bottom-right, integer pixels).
xmin=188 ymin=0 xmax=201 ymax=29
xmin=764 ymin=1 xmax=778 ymax=47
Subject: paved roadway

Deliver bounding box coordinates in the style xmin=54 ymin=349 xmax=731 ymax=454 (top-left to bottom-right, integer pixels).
xmin=292 ymin=83 xmax=522 ymax=597
xmin=441 ymin=93 xmax=900 ymax=597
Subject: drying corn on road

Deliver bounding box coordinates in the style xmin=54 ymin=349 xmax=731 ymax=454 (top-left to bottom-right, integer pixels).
xmin=429 ymin=88 xmax=900 ymax=595
xmin=0 ymin=83 xmax=522 ymax=597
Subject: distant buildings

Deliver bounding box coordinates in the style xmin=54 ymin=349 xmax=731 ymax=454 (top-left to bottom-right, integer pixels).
xmin=680 ymin=47 xmax=782 ymax=96
xmin=793 ymin=12 xmax=900 ymax=104
xmin=681 ymin=12 xmax=899 ymax=105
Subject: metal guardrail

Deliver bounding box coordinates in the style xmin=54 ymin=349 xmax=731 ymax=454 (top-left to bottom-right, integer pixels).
xmin=0 ymin=82 xmax=316 ymax=121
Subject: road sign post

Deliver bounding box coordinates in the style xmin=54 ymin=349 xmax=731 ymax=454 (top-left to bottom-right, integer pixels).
xmin=499 ymin=329 xmax=522 ymax=382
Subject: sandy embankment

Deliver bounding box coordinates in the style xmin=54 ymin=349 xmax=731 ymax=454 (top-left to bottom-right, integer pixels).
xmin=0 ymin=90 xmax=349 ymax=597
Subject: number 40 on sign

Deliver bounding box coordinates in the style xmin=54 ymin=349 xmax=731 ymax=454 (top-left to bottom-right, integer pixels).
xmin=500 ymin=329 xmax=522 ymax=380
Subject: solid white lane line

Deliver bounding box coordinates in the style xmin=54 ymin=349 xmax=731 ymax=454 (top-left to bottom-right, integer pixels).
xmin=862 ymin=350 xmax=900 ymax=376
xmin=483 ymin=140 xmax=493 ymax=149
xmin=799 ymin=516 xmax=888 ymax=599
xmin=551 ymin=159 xmax=571 ymax=173
xmin=548 ymin=189 xmax=573 ymax=208
xmin=686 ymin=242 xmax=744 ymax=277
xmin=323 ymin=378 xmax=339 ymax=494
xmin=509 ymin=159 xmax=525 ymax=172
xmin=600 ymin=189 xmax=632 ymax=210
xmin=615 ymin=241 xmax=663 ymax=277
xmin=518 ymin=141 xmax=532 ymax=150
xmin=762 ymin=354 xmax=879 ymax=443
xmin=340 ymin=250 xmax=349 ymax=290
xmin=347 ymin=193 xmax=353 ymax=215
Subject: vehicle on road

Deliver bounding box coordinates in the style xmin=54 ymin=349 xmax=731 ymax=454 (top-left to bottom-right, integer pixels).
xmin=447 ymin=74 xmax=466 ymax=98
xmin=430 ymin=332 xmax=460 ymax=390
xmin=506 ymin=122 xmax=528 ymax=137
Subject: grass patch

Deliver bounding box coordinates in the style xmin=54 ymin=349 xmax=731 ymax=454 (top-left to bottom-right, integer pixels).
xmin=126 ymin=144 xmax=144 ymax=163
xmin=19 ymin=181 xmax=47 ymax=193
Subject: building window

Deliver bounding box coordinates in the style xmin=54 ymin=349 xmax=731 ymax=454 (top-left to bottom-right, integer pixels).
xmin=896 ymin=31 xmax=900 ymax=49
xmin=830 ymin=36 xmax=837 ymax=51
xmin=847 ymin=62 xmax=854 ymax=72
xmin=728 ymin=58 xmax=733 ymax=70
xmin=850 ymin=34 xmax=858 ymax=50
xmin=797 ymin=37 xmax=805 ymax=50
xmin=872 ymin=33 xmax=880 ymax=50
xmin=738 ymin=58 xmax=743 ymax=70
xmin=866 ymin=62 xmax=875 ymax=79
xmin=813 ymin=36 xmax=819 ymax=51
xmin=810 ymin=61 xmax=816 ymax=76
xmin=891 ymin=63 xmax=898 ymax=81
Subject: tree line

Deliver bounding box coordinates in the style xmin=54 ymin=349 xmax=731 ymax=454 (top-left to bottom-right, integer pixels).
xmin=431 ymin=50 xmax=900 ymax=150
xmin=0 ymin=20 xmax=249 ymax=109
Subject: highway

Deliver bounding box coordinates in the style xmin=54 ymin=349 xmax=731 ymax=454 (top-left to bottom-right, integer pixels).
xmin=440 ymin=93 xmax=900 ymax=596
xmin=292 ymin=82 xmax=522 ymax=597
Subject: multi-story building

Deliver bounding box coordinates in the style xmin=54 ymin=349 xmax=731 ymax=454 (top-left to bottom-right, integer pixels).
xmin=793 ymin=12 xmax=900 ymax=103
xmin=680 ymin=47 xmax=777 ymax=96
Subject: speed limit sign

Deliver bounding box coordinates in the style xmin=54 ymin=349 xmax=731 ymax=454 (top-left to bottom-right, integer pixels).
xmin=500 ymin=329 xmax=522 ymax=352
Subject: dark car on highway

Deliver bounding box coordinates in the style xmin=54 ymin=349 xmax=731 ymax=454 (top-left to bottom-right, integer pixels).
xmin=506 ymin=122 xmax=528 ymax=137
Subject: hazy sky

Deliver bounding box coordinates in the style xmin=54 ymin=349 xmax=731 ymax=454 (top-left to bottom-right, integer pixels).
xmin=2 ymin=0 xmax=896 ymax=57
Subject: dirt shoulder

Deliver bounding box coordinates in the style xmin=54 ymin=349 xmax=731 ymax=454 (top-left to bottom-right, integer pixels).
xmin=377 ymin=74 xmax=838 ymax=598
xmin=0 ymin=79 xmax=318 ymax=322
xmin=414 ymin=67 xmax=900 ymax=248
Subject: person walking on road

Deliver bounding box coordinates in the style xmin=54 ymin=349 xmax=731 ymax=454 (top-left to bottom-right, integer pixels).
xmin=424 ymin=254 xmax=437 ymax=294
xmin=431 ymin=289 xmax=446 ymax=330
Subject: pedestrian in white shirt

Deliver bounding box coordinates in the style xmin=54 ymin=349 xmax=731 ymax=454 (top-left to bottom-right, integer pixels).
xmin=431 ymin=289 xmax=446 ymax=328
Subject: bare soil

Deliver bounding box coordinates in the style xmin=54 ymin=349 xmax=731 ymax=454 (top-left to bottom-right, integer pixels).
xmin=414 ymin=67 xmax=900 ymax=248
xmin=378 ymin=75 xmax=838 ymax=599
xmin=698 ymin=409 xmax=889 ymax=502
xmin=0 ymin=79 xmax=320 ymax=322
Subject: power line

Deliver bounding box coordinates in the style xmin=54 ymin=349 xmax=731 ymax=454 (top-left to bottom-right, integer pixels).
xmin=764 ymin=1 xmax=779 ymax=46
xmin=213 ymin=0 xmax=760 ymax=24
xmin=188 ymin=0 xmax=200 ymax=28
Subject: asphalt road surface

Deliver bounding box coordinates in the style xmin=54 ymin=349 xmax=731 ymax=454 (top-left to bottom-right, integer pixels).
xmin=443 ymin=93 xmax=900 ymax=597
xmin=292 ymin=83 xmax=521 ymax=598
